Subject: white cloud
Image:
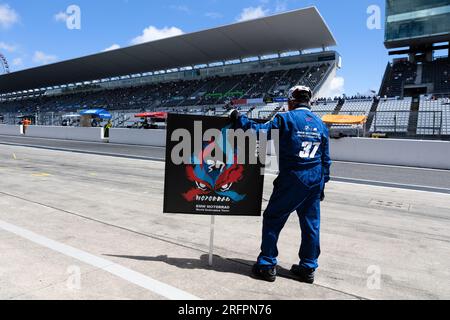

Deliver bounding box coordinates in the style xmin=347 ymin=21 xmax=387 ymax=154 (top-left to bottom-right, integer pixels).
xmin=0 ymin=41 xmax=16 ymax=52
xmin=236 ymin=6 xmax=269 ymax=22
xmin=33 ymin=51 xmax=58 ymax=65
xmin=12 ymin=57 xmax=23 ymax=67
xmin=131 ymin=26 xmax=184 ymax=45
xmin=169 ymin=5 xmax=190 ymax=14
xmin=54 ymin=11 xmax=68 ymax=23
xmin=322 ymin=76 xmax=345 ymax=98
xmin=275 ymin=1 xmax=288 ymax=13
xmin=205 ymin=12 xmax=223 ymax=19
xmin=0 ymin=3 xmax=19 ymax=28
xmin=103 ymin=44 xmax=121 ymax=52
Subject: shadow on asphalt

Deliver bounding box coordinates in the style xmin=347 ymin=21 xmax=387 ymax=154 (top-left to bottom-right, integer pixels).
xmin=104 ymin=254 xmax=300 ymax=282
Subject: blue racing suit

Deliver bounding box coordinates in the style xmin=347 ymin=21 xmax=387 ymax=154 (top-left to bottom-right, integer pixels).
xmin=236 ymin=106 xmax=332 ymax=270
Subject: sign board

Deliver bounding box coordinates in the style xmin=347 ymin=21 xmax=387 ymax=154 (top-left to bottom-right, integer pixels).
xmin=164 ymin=114 xmax=265 ymax=216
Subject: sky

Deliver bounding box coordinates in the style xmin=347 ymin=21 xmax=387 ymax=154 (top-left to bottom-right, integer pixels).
xmin=0 ymin=0 xmax=389 ymax=96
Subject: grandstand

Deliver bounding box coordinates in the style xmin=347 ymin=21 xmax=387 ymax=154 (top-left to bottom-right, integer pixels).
xmin=371 ymin=97 xmax=412 ymax=133
xmin=0 ymin=8 xmax=340 ymax=126
xmin=314 ymin=0 xmax=450 ymax=140
xmin=380 ymin=57 xmax=450 ymax=98
xmin=310 ymin=99 xmax=339 ymax=118
xmin=380 ymin=59 xmax=418 ymax=98
xmin=369 ymin=0 xmax=450 ymax=139
xmin=0 ymin=57 xmax=338 ymax=117
xmin=417 ymin=97 xmax=450 ymax=135
xmin=422 ymin=57 xmax=450 ymax=94
xmin=339 ymin=99 xmax=373 ymax=116
xmin=0 ymin=57 xmax=338 ymax=124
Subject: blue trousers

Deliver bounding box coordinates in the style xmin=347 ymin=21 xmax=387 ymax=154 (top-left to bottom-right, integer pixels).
xmin=257 ymin=171 xmax=322 ymax=270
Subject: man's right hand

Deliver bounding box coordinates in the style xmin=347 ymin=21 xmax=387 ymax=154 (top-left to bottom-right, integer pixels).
xmin=320 ymin=188 xmax=325 ymax=202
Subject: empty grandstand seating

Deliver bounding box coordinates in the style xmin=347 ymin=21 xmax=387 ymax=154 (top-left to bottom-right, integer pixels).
xmin=311 ymin=100 xmax=338 ymax=118
xmin=376 ymin=54 xmax=450 ymax=137
xmin=417 ymin=98 xmax=450 ymax=135
xmin=322 ymin=99 xmax=374 ymax=134
xmin=380 ymin=60 xmax=417 ymax=97
xmin=339 ymin=99 xmax=373 ymax=115
xmin=380 ymin=57 xmax=450 ymax=98
xmin=422 ymin=57 xmax=450 ymax=94
xmin=370 ymin=97 xmax=412 ymax=133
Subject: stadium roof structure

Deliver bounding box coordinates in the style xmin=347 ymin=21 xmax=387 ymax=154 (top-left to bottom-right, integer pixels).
xmin=0 ymin=7 xmax=336 ymax=94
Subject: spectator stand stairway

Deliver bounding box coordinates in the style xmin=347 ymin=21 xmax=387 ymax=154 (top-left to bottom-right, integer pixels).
xmin=407 ymin=97 xmax=420 ymax=135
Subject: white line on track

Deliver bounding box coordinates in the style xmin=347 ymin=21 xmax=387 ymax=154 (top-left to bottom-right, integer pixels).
xmin=0 ymin=142 xmax=165 ymax=162
xmin=332 ymin=160 xmax=450 ymax=173
xmin=264 ymin=171 xmax=450 ymax=195
xmin=331 ymin=177 xmax=450 ymax=195
xmin=0 ymin=219 xmax=200 ymax=300
xmin=0 ymin=135 xmax=165 ymax=150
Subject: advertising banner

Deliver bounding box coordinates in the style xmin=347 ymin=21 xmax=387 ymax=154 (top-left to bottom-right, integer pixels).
xmin=164 ymin=114 xmax=265 ymax=216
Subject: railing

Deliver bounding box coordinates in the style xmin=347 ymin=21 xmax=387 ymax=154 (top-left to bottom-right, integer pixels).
xmin=370 ymin=110 xmax=443 ymax=135
xmin=247 ymin=109 xmax=447 ymax=138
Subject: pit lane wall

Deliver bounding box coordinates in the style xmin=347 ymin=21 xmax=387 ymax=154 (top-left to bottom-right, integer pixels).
xmin=0 ymin=125 xmax=449 ymax=170
xmin=0 ymin=125 xmax=104 ymax=142
xmin=28 ymin=126 xmax=104 ymax=141
xmin=108 ymin=128 xmax=166 ymax=147
xmin=0 ymin=125 xmax=22 ymax=136
xmin=330 ymin=138 xmax=450 ymax=170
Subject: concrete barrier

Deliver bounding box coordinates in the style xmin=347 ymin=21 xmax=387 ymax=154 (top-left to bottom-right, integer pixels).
xmin=25 ymin=126 xmax=104 ymax=142
xmin=109 ymin=128 xmax=166 ymax=147
xmin=330 ymin=138 xmax=450 ymax=170
xmin=2 ymin=124 xmax=449 ymax=170
xmin=0 ymin=125 xmax=22 ymax=136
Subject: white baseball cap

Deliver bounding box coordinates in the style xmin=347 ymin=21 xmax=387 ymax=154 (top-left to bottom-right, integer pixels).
xmin=288 ymin=86 xmax=312 ymax=101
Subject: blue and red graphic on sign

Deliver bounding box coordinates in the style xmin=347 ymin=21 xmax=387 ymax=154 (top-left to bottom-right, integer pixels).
xmin=182 ymin=127 xmax=246 ymax=203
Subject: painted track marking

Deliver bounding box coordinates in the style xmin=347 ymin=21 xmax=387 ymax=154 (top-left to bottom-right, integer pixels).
xmin=0 ymin=219 xmax=200 ymax=300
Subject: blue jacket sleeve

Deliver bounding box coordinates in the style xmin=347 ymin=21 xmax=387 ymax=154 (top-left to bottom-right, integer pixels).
xmin=321 ymin=124 xmax=332 ymax=183
xmin=236 ymin=114 xmax=283 ymax=140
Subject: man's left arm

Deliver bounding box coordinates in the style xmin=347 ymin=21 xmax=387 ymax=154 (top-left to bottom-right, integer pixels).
xmin=231 ymin=111 xmax=283 ymax=139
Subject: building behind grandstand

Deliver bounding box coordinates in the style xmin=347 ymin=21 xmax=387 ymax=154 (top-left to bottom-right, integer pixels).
xmin=374 ymin=0 xmax=450 ymax=138
xmin=307 ymin=1 xmax=450 ymax=140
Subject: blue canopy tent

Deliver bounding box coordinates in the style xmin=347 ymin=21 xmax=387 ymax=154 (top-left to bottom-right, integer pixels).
xmin=79 ymin=109 xmax=112 ymax=127
xmin=79 ymin=109 xmax=112 ymax=119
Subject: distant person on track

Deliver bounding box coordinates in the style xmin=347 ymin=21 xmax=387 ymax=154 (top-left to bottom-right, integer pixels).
xmin=142 ymin=118 xmax=150 ymax=129
xmin=230 ymin=86 xmax=332 ymax=284
xmin=22 ymin=118 xmax=31 ymax=135
xmin=91 ymin=118 xmax=99 ymax=127
xmin=104 ymin=120 xmax=112 ymax=138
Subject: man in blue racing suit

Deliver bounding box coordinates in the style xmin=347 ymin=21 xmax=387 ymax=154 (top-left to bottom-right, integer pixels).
xmin=230 ymin=86 xmax=332 ymax=284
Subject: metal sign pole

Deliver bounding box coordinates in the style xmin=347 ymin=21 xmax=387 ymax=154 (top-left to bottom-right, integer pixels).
xmin=208 ymin=215 xmax=216 ymax=266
